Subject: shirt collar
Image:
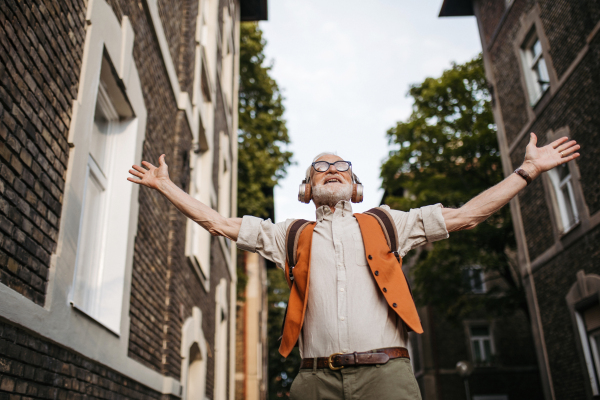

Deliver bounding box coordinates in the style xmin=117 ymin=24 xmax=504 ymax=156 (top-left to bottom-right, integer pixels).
xmin=316 ymin=200 xmax=353 ymax=222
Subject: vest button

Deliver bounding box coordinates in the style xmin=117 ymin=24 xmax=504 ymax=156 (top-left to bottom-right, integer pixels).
xmin=368 ymin=255 xmax=373 ymax=260
xmin=393 ymin=303 xmax=397 ymax=308
xmin=383 ymin=287 xmax=387 ymax=293
xmin=374 ymin=271 xmax=379 ymax=276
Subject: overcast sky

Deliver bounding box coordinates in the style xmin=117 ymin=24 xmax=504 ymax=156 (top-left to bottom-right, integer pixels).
xmin=259 ymin=1 xmax=482 ymax=223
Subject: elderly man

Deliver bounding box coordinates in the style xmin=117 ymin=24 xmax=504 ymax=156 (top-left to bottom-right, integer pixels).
xmin=128 ymin=133 xmax=579 ymax=400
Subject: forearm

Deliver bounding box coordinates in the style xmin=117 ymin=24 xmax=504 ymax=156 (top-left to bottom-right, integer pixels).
xmin=157 ymin=179 xmax=242 ymax=241
xmin=442 ymin=162 xmax=534 ymax=232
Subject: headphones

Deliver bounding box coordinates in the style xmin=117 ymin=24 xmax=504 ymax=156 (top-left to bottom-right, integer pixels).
xmin=298 ymin=170 xmax=364 ymax=204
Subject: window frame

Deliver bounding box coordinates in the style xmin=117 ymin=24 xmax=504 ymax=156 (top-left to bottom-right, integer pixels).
xmin=465 ymin=321 xmax=496 ymax=365
xmin=214 ymin=279 xmax=229 ymax=400
xmin=547 ymin=163 xmax=579 ymax=234
xmin=520 ymin=30 xmax=551 ymax=106
xmin=463 ymin=265 xmax=487 ymax=294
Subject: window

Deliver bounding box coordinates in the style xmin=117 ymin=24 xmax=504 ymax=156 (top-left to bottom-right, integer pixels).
xmin=185 ymin=145 xmax=212 ymax=288
xmin=214 ymin=279 xmax=229 ymax=400
xmin=548 ymin=163 xmax=579 ymax=233
xmin=71 ymin=55 xmax=139 ymax=333
xmin=181 ymin=307 xmax=208 ymax=400
xmin=576 ymin=304 xmax=600 ymax=396
xmin=470 ymin=325 xmax=494 ymax=364
xmin=521 ymin=32 xmax=551 ymax=106
xmin=463 ymin=266 xmax=486 ymax=294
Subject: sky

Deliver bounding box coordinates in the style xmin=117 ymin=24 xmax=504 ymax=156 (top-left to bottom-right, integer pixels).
xmin=259 ymin=0 xmax=482 ymax=223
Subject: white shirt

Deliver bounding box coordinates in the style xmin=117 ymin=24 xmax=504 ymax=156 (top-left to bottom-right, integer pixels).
xmin=236 ymin=201 xmax=448 ymax=358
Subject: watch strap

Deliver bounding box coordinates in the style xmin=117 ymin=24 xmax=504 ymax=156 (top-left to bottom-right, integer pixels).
xmin=514 ymin=168 xmax=532 ymax=185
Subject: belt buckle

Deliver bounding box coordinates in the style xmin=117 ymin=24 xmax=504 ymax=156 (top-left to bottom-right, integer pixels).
xmin=328 ymin=352 xmax=344 ymax=370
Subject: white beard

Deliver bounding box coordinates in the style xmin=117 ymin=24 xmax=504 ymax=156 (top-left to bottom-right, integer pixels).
xmin=312 ymin=182 xmax=352 ymax=208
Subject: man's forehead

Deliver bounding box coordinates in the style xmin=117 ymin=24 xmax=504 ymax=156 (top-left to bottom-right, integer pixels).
xmin=315 ymin=154 xmax=344 ymax=163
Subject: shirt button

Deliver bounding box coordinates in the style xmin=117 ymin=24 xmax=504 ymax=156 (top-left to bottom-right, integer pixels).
xmin=374 ymin=271 xmax=379 ymax=276
xmin=383 ymin=287 xmax=387 ymax=293
xmin=340 ymin=288 xmax=345 ymax=292
xmin=343 ymin=349 xmax=348 ymax=353
xmin=340 ymin=316 xmax=345 ymax=321
xmin=368 ymin=255 xmax=373 ymax=260
xmin=393 ymin=303 xmax=397 ymax=308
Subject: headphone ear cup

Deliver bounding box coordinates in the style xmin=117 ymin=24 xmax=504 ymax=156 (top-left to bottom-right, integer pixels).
xmin=351 ymin=183 xmax=364 ymax=203
xmin=298 ymin=183 xmax=312 ymax=203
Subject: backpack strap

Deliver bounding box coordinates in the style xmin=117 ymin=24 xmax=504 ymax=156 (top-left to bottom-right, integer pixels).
xmin=285 ymin=219 xmax=311 ymax=285
xmin=363 ymin=207 xmax=400 ymax=261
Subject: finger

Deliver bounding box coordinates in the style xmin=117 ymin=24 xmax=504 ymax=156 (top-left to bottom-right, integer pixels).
xmin=556 ymin=140 xmax=577 ymax=152
xmin=142 ymin=161 xmax=157 ymax=169
xmin=129 ymin=169 xmax=144 ymax=178
xmin=560 ymin=144 xmax=580 ymax=157
xmin=158 ymin=154 xmax=167 ymax=167
xmin=550 ymin=136 xmax=569 ymax=149
xmin=127 ymin=177 xmax=142 ymax=183
xmin=132 ymin=164 xmax=148 ymax=173
xmin=529 ymin=132 xmax=537 ymax=146
xmin=559 ymin=153 xmax=580 ymax=164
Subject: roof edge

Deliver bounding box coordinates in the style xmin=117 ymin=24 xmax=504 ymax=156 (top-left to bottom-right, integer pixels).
xmin=439 ymin=0 xmax=474 ymax=17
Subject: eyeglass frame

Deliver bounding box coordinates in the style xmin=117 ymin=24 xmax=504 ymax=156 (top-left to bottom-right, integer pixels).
xmin=311 ymin=160 xmax=352 ymax=173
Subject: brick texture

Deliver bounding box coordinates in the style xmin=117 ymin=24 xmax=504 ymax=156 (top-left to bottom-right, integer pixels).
xmin=478 ymin=0 xmax=600 ymax=399
xmin=0 ymin=320 xmax=170 ymax=400
xmin=0 ymin=0 xmax=86 ymax=305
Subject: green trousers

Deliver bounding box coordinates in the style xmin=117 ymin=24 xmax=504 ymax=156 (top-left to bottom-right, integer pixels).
xmin=290 ymin=358 xmax=422 ymax=400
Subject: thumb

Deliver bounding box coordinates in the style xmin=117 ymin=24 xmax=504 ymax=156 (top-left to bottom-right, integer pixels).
xmin=529 ymin=132 xmax=537 ymax=147
xmin=158 ymin=154 xmax=167 ymax=166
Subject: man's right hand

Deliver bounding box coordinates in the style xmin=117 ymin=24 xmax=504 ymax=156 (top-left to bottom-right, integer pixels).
xmin=127 ymin=154 xmax=171 ymax=191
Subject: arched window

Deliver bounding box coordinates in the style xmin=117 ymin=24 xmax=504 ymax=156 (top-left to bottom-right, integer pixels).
xmin=181 ymin=307 xmax=208 ymax=400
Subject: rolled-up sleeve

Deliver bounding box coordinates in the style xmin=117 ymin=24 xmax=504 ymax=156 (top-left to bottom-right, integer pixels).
xmin=385 ymin=204 xmax=449 ymax=257
xmin=236 ymin=216 xmax=290 ymax=270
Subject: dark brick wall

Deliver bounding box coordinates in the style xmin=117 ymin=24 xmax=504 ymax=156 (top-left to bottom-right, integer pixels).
xmin=478 ymin=0 xmax=506 ymax=44
xmin=478 ymin=0 xmax=600 ymax=398
xmin=532 ymin=224 xmax=600 ymax=400
xmin=0 ymin=0 xmax=85 ymax=306
xmin=487 ymin=0 xmax=535 ymax=145
xmin=0 ymin=320 xmax=170 ymax=400
xmin=157 ymin=0 xmax=198 ymax=97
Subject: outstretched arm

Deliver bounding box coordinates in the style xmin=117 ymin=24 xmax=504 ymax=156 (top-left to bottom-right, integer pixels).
xmin=127 ymin=154 xmax=242 ymax=241
xmin=442 ymin=133 xmax=580 ymax=232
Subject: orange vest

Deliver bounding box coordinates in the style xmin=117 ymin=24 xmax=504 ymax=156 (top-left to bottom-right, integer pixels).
xmin=279 ymin=212 xmax=423 ymax=357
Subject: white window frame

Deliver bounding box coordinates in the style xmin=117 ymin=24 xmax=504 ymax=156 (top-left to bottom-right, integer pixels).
xmin=181 ymin=307 xmax=209 ymax=400
xmin=547 ymin=163 xmax=579 ymax=234
xmin=464 ymin=266 xmax=487 ymax=294
xmin=520 ymin=30 xmax=551 ymax=106
xmin=576 ymin=311 xmax=600 ymax=395
xmin=214 ymin=279 xmax=229 ymax=400
xmin=185 ymin=146 xmax=213 ymax=290
xmin=468 ymin=324 xmax=495 ymax=364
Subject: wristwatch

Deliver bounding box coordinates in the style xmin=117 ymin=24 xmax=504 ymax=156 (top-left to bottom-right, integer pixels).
xmin=514 ymin=168 xmax=532 ymax=185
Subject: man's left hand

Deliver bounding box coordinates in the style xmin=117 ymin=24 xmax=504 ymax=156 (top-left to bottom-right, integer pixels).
xmin=520 ymin=132 xmax=580 ymax=179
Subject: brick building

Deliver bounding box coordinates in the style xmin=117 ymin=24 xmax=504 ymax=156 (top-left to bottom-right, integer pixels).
xmin=0 ymin=0 xmax=266 ymax=398
xmin=440 ymin=1 xmax=600 ymax=399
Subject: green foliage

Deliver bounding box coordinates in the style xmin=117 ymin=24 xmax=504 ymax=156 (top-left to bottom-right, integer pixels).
xmin=266 ymin=268 xmax=301 ymax=399
xmin=381 ymin=54 xmax=526 ymax=321
xmin=238 ymin=22 xmax=292 ymax=219
xmin=236 ymin=22 xmax=297 ymax=399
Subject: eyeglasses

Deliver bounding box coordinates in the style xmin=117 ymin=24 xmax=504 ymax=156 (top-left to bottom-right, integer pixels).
xmin=312 ymin=160 xmax=352 ymax=173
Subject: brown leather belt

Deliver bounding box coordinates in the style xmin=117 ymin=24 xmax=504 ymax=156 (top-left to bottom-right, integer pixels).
xmin=300 ymin=347 xmax=410 ymax=370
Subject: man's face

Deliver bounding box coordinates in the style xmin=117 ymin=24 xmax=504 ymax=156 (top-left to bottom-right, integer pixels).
xmin=311 ymin=154 xmax=353 ymax=207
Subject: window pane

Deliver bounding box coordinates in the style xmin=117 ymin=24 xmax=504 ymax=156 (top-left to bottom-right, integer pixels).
xmin=532 ymin=40 xmax=542 ymax=58
xmin=536 ymin=57 xmax=550 ymax=92
xmin=473 ymin=340 xmax=482 ymax=361
xmin=74 ymin=170 xmax=106 ymax=312
xmin=471 ymin=326 xmax=490 ymax=336
xmin=91 ymin=95 xmax=111 ymax=171
xmin=556 ymin=163 xmax=570 ymax=181
xmin=472 ymin=269 xmax=484 ymax=292
xmin=561 ymin=185 xmax=577 ymax=227
xmin=483 ymin=339 xmax=492 ymax=361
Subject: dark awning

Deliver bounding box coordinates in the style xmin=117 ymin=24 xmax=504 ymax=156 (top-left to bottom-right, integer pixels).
xmin=241 ymin=0 xmax=268 ymax=21
xmin=438 ymin=0 xmax=474 ymax=17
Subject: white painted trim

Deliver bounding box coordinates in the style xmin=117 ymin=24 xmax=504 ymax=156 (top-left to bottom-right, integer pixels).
xmin=0 ymin=0 xmax=182 ymax=395
xmin=180 ymin=307 xmax=208 ymax=400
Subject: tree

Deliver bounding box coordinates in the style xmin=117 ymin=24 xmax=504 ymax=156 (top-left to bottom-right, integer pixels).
xmin=237 ymin=22 xmax=299 ymax=399
xmin=238 ymin=22 xmax=292 ymax=219
xmin=380 ymin=55 xmax=526 ymax=322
